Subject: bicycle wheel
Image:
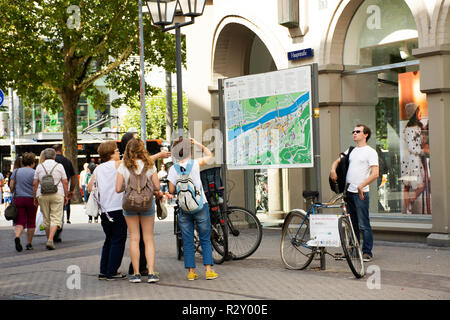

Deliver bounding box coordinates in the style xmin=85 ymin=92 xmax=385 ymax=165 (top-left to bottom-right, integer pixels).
xmin=210 ymin=217 xmax=228 ymax=264
xmin=176 ymin=234 xmax=184 ymax=260
xmin=226 ymin=206 xmax=263 ymax=260
xmin=338 ymin=215 xmax=365 ymax=278
xmin=174 ymin=212 xmax=184 ymax=260
xmin=280 ymin=210 xmax=316 ymax=270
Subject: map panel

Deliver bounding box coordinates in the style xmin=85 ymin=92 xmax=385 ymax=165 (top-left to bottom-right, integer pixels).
xmin=224 ymin=66 xmax=314 ymax=169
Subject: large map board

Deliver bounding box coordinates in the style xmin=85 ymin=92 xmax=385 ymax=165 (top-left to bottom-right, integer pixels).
xmin=224 ymin=66 xmax=314 ymax=170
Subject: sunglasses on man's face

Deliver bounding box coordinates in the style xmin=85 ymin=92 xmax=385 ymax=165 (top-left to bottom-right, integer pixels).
xmin=352 ymin=130 xmax=361 ymax=134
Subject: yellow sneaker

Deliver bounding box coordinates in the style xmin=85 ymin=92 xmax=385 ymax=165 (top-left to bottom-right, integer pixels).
xmin=187 ymin=271 xmax=199 ymax=281
xmin=205 ymin=270 xmax=219 ymax=280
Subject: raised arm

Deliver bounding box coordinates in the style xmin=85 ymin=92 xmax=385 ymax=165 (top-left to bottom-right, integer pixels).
xmin=191 ymin=138 xmax=213 ymax=167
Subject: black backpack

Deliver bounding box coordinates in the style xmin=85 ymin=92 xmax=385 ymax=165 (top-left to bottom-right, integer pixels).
xmin=329 ymin=146 xmax=354 ymax=194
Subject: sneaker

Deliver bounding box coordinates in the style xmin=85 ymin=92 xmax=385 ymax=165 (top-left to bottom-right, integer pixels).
xmin=205 ymin=270 xmax=218 ymax=280
xmin=26 ymin=243 xmax=33 ymax=250
xmin=129 ymin=274 xmax=142 ymax=283
xmin=67 ymin=220 xmax=71 ymax=224
xmin=187 ymin=272 xmax=199 ymax=281
xmin=46 ymin=240 xmax=55 ymax=250
xmin=363 ymin=253 xmax=373 ymax=262
xmin=106 ymin=272 xmax=127 ymax=281
xmin=15 ymin=237 xmax=23 ymax=252
xmin=98 ymin=274 xmax=107 ymax=280
xmin=110 ymin=272 xmax=127 ymax=280
xmin=147 ymin=273 xmax=160 ymax=283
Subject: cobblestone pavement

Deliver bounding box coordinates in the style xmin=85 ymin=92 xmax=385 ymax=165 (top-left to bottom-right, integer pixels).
xmin=0 ymin=204 xmax=449 ymax=302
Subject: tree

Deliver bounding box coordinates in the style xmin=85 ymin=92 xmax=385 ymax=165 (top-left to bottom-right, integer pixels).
xmin=121 ymin=91 xmax=188 ymax=140
xmin=0 ymin=0 xmax=180 ymax=200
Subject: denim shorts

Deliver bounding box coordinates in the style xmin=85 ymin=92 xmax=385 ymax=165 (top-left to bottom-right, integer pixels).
xmin=123 ymin=199 xmax=156 ymax=218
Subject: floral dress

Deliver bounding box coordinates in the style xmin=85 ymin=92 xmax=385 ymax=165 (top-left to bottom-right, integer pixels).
xmin=401 ymin=126 xmax=425 ymax=189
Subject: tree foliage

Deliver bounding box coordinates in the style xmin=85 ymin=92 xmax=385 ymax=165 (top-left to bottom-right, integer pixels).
xmin=0 ymin=0 xmax=181 ymax=201
xmin=121 ymin=91 xmax=188 ymax=140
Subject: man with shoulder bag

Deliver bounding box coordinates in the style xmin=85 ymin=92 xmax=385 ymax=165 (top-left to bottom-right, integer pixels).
xmin=330 ymin=124 xmax=379 ymax=262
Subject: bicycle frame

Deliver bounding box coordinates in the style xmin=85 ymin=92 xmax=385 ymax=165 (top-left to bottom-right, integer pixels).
xmin=293 ymin=201 xmax=345 ymax=250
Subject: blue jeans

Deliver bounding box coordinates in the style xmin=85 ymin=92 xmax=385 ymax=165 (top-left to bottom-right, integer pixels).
xmin=100 ymin=210 xmax=127 ymax=278
xmin=346 ymin=192 xmax=373 ymax=257
xmin=178 ymin=203 xmax=214 ymax=269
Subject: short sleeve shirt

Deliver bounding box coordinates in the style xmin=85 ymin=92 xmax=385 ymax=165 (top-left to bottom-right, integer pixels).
xmin=34 ymin=160 xmax=67 ymax=197
xmin=345 ymin=145 xmax=379 ymax=193
xmin=167 ymin=159 xmax=207 ymax=204
xmin=11 ymin=167 xmax=35 ymax=198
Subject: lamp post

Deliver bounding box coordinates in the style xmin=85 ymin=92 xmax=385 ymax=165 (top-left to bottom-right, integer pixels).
xmin=139 ymin=0 xmax=146 ymax=146
xmin=146 ymin=0 xmax=206 ymax=136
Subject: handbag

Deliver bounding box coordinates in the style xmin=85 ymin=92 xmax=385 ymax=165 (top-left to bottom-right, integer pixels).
xmin=5 ymin=168 xmax=19 ymax=221
xmin=5 ymin=200 xmax=18 ymax=221
xmin=156 ymin=199 xmax=168 ymax=220
xmin=85 ymin=181 xmax=101 ymax=218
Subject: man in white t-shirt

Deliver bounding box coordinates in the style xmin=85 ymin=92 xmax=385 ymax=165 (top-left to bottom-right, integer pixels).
xmin=330 ymin=124 xmax=379 ymax=262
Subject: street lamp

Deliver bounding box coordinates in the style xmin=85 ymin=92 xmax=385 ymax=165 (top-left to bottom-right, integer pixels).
xmin=146 ymin=0 xmax=206 ymax=136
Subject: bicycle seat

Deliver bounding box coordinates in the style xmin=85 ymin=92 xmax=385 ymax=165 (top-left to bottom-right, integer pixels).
xmin=302 ymin=190 xmax=319 ymax=199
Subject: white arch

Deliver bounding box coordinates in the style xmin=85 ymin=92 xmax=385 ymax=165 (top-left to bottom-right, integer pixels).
xmin=320 ymin=0 xmax=430 ymax=65
xmin=211 ymin=15 xmax=288 ymax=80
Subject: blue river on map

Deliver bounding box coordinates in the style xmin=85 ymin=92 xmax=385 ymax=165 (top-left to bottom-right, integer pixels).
xmin=228 ymin=91 xmax=310 ymax=141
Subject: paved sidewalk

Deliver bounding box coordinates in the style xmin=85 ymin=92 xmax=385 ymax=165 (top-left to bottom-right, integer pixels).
xmin=0 ymin=204 xmax=449 ymax=301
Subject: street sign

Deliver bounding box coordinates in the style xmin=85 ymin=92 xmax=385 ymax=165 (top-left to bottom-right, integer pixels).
xmin=287 ymin=48 xmax=313 ymax=61
xmin=0 ymin=89 xmax=4 ymax=106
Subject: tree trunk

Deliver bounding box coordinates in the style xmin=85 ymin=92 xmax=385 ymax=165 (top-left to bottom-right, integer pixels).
xmin=61 ymin=89 xmax=82 ymax=204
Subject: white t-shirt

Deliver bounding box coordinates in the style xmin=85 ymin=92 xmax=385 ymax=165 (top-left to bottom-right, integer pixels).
xmin=167 ymin=159 xmax=207 ymax=204
xmin=34 ymin=160 xmax=67 ymax=197
xmin=345 ymin=145 xmax=378 ymax=193
xmin=117 ymin=160 xmax=156 ymax=187
xmin=93 ymin=160 xmax=123 ymax=212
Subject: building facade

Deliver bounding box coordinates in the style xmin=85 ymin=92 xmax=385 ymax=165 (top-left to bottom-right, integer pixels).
xmin=183 ymin=0 xmax=450 ymax=245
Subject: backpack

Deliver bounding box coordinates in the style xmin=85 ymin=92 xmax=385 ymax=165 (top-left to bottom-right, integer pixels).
xmin=40 ymin=163 xmax=60 ymax=194
xmin=174 ymin=160 xmax=204 ymax=213
xmin=329 ymin=146 xmax=355 ymax=194
xmin=122 ymin=168 xmax=154 ymax=212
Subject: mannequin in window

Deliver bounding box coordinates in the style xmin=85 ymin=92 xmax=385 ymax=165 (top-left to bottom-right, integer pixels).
xmin=401 ymin=102 xmax=425 ymax=214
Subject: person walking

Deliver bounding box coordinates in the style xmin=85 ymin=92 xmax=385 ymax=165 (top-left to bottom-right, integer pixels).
xmin=158 ymin=164 xmax=169 ymax=204
xmin=53 ymin=144 xmax=75 ymax=227
xmin=0 ymin=172 xmax=4 ymax=208
xmin=116 ymin=138 xmax=163 ymax=283
xmin=10 ymin=152 xmax=38 ymax=251
xmin=2 ymin=178 xmax=12 ymax=210
xmin=33 ymin=148 xmax=69 ymax=250
xmin=330 ymin=124 xmax=379 ymax=262
xmin=88 ymin=141 xmax=127 ymax=281
xmin=86 ymin=163 xmax=98 ymax=223
xmin=80 ymin=163 xmax=89 ymax=208
xmin=167 ymin=137 xmax=219 ymax=281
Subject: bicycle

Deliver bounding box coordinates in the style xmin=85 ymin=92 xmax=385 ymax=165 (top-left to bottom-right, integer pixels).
xmin=280 ymin=190 xmax=365 ymax=278
xmin=200 ymin=167 xmax=263 ymax=261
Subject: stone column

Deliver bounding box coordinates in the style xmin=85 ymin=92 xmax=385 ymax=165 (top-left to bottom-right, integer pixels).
xmin=413 ymin=45 xmax=450 ymax=246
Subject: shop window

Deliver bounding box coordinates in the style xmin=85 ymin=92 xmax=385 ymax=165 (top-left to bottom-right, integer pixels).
xmin=342 ymin=0 xmax=431 ymax=216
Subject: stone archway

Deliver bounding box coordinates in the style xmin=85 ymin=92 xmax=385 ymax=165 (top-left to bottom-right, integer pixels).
xmin=211 ymin=17 xmax=284 ymax=214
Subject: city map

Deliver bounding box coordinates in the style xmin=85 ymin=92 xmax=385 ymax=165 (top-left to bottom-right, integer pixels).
xmin=224 ymin=66 xmax=313 ymax=169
